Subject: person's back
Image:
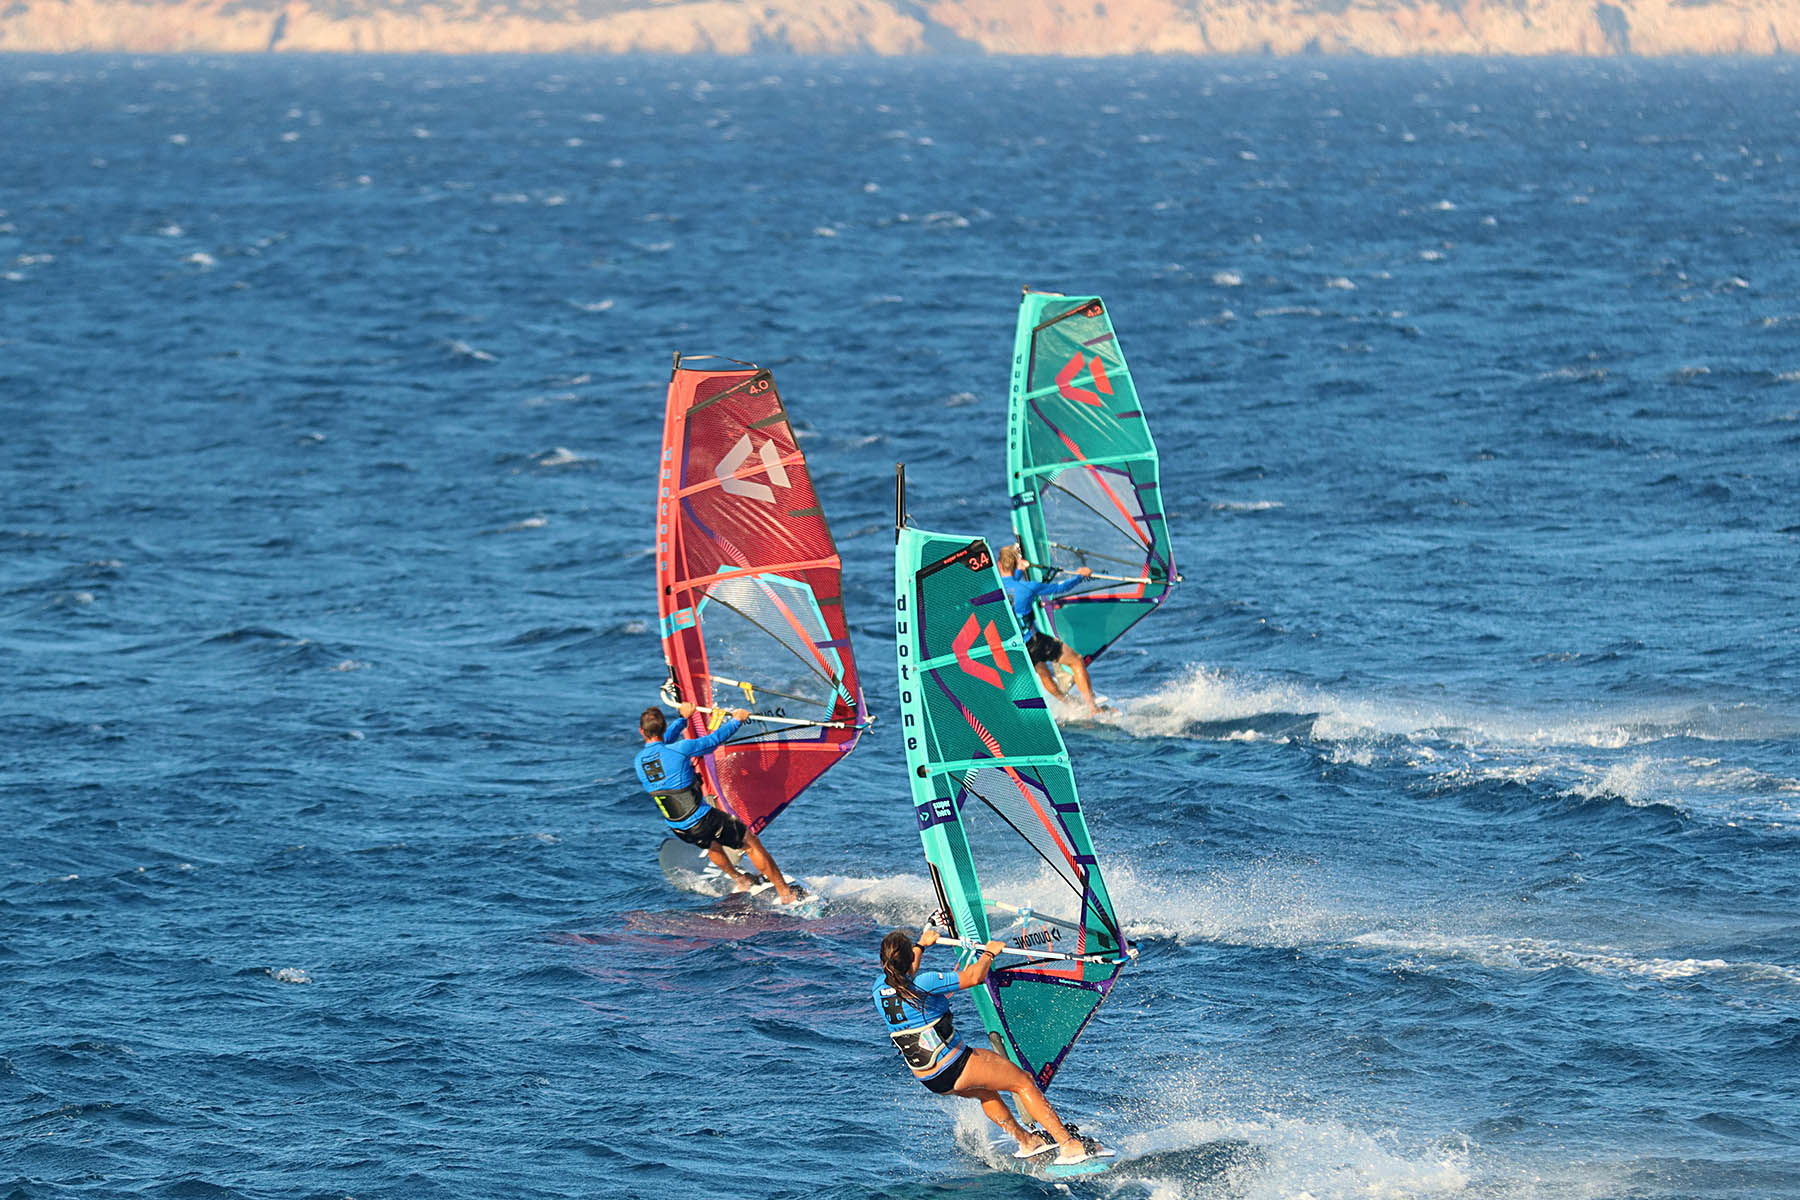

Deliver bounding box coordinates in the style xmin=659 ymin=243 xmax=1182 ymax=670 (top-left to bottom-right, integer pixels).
xmin=633 ymin=702 xmax=802 ymax=905
xmin=994 ymin=544 xmax=1098 ymax=714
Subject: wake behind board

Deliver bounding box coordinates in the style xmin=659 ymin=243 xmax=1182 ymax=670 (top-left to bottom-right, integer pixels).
xmin=990 ymin=1134 xmax=1116 ymax=1180
xmin=656 ymin=838 xmax=824 ymax=915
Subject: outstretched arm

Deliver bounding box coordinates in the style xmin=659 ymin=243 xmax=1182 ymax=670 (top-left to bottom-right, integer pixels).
xmin=663 ymin=707 xmax=749 ymax=756
xmin=1044 ymin=566 xmax=1093 ymax=597
xmin=918 ymin=929 xmax=1007 ymax=990
xmin=956 ymin=939 xmax=1007 ymax=988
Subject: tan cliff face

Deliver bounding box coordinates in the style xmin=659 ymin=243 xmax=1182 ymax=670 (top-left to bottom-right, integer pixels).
xmin=0 ymin=0 xmax=1794 ymax=55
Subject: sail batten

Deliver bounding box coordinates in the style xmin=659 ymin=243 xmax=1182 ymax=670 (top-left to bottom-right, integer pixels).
xmin=896 ymin=522 xmax=1129 ymax=1089
xmin=655 ymin=357 xmax=866 ymax=834
xmin=1007 ymin=291 xmax=1178 ymax=665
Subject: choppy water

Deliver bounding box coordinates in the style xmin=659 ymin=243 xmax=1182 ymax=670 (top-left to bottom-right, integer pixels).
xmin=3 ymin=53 xmax=1797 ymax=1200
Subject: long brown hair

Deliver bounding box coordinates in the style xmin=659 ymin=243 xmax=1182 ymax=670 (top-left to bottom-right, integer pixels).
xmin=880 ymin=930 xmax=922 ymax=1002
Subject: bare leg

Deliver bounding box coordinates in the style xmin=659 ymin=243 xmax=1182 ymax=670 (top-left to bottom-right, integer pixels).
xmin=1059 ymin=647 xmax=1099 ymax=714
xmin=738 ymin=831 xmax=798 ymax=904
xmin=706 ymin=843 xmax=755 ymax=891
xmin=950 ymin=1048 xmax=1080 ymax=1152
xmin=1034 ymin=663 xmax=1069 ymax=703
xmin=962 ymin=1087 xmax=1038 ymax=1150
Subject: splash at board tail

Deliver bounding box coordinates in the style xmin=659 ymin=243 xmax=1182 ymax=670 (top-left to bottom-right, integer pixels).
xmin=1007 ymin=289 xmax=1180 ymax=665
xmin=654 ymin=353 xmax=870 ymax=835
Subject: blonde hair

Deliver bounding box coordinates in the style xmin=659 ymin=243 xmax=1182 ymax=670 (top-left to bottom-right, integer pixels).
xmin=997 ymin=543 xmax=1021 ymax=572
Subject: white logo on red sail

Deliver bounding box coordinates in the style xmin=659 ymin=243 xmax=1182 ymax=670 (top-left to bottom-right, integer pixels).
xmin=715 ymin=434 xmax=791 ymax=503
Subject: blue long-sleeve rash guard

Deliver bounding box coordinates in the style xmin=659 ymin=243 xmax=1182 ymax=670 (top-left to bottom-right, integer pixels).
xmin=633 ymin=717 xmax=741 ymax=795
xmin=1001 ymin=569 xmax=1083 ymax=635
xmin=873 ymin=969 xmax=966 ymax=1079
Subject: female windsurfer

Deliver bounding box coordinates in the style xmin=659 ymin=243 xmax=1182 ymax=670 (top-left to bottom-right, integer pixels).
xmin=874 ymin=927 xmax=1107 ymax=1166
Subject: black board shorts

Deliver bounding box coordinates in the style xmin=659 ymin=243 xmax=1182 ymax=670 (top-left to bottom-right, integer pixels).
xmin=1026 ymin=631 xmax=1064 ymax=666
xmin=674 ymin=806 xmax=750 ymax=851
xmin=917 ymin=1046 xmax=973 ymax=1095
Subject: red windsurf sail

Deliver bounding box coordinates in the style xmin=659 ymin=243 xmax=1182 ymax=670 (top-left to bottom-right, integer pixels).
xmin=653 ymin=355 xmax=867 ymax=833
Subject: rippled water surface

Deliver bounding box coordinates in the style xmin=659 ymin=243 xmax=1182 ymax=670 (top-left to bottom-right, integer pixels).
xmin=3 ymin=54 xmax=1798 ymax=1200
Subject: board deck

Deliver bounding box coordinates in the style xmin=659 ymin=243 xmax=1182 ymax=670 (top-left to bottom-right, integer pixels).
xmin=991 ymin=1134 xmax=1116 ymax=1179
xmin=656 ymin=838 xmax=823 ymax=915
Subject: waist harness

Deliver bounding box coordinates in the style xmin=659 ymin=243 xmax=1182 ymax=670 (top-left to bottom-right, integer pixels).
xmin=652 ymin=784 xmax=705 ymax=825
xmin=887 ymin=1011 xmax=957 ymax=1072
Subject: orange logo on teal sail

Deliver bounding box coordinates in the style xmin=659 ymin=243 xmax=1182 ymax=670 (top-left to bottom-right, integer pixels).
xmin=952 ymin=614 xmax=1013 ymax=688
xmin=1055 ymin=352 xmax=1113 ymax=407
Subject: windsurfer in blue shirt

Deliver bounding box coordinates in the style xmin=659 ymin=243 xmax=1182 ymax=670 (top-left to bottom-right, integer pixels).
xmin=996 ymin=543 xmax=1100 ymax=715
xmin=874 ymin=926 xmax=1108 ymax=1167
xmin=636 ymin=702 xmax=800 ymax=904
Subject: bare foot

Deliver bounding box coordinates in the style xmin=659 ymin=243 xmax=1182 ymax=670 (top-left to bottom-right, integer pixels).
xmin=730 ymin=877 xmax=753 ymax=893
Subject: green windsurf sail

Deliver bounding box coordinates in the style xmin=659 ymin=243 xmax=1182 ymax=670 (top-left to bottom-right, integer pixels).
xmin=894 ymin=467 xmax=1133 ymax=1090
xmin=1007 ymin=288 xmax=1179 ymax=663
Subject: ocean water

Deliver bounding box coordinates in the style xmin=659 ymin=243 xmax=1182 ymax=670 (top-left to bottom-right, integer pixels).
xmin=3 ymin=53 xmax=1797 ymax=1200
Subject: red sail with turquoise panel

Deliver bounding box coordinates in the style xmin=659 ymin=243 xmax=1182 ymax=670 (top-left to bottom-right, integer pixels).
xmin=654 ymin=356 xmax=866 ymax=834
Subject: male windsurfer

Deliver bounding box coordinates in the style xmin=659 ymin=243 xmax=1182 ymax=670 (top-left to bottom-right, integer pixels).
xmin=635 ymin=702 xmax=800 ymax=904
xmin=996 ymin=544 xmax=1100 ymax=714
xmin=874 ymin=926 xmax=1110 ymax=1167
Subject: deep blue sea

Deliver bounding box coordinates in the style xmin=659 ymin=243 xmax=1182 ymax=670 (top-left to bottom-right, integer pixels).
xmin=3 ymin=53 xmax=1798 ymax=1200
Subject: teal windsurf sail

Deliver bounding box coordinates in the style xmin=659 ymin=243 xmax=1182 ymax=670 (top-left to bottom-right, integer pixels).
xmin=1007 ymin=289 xmax=1178 ymax=663
xmin=894 ymin=467 xmax=1133 ymax=1089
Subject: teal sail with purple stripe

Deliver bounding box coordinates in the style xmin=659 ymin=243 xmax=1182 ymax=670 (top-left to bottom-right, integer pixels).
xmin=1007 ymin=289 xmax=1178 ymax=663
xmin=895 ymin=503 xmax=1132 ymax=1089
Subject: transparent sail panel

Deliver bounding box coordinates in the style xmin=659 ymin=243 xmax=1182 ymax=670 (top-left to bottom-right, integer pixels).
xmin=697 ymin=572 xmax=844 ymax=736
xmin=1040 ymin=463 xmax=1152 ymax=582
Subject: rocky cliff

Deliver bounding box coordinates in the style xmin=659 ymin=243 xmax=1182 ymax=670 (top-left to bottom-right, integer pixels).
xmin=1 ymin=0 xmax=1793 ymax=55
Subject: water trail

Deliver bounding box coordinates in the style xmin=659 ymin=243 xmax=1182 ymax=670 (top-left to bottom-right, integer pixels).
xmin=1115 ymin=666 xmax=1800 ymax=826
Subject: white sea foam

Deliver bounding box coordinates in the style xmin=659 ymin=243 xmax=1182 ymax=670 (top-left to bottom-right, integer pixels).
xmin=1109 ymin=849 xmax=1800 ymax=995
xmin=269 ymin=967 xmax=312 ymax=984
xmin=804 ymin=871 xmax=936 ymax=925
xmin=448 ymin=339 xmax=496 ymax=363
xmin=1350 ymin=930 xmax=1800 ymax=989
xmin=1118 ymin=666 xmax=1799 ymax=826
xmin=948 ymin=1089 xmax=1471 ymax=1200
